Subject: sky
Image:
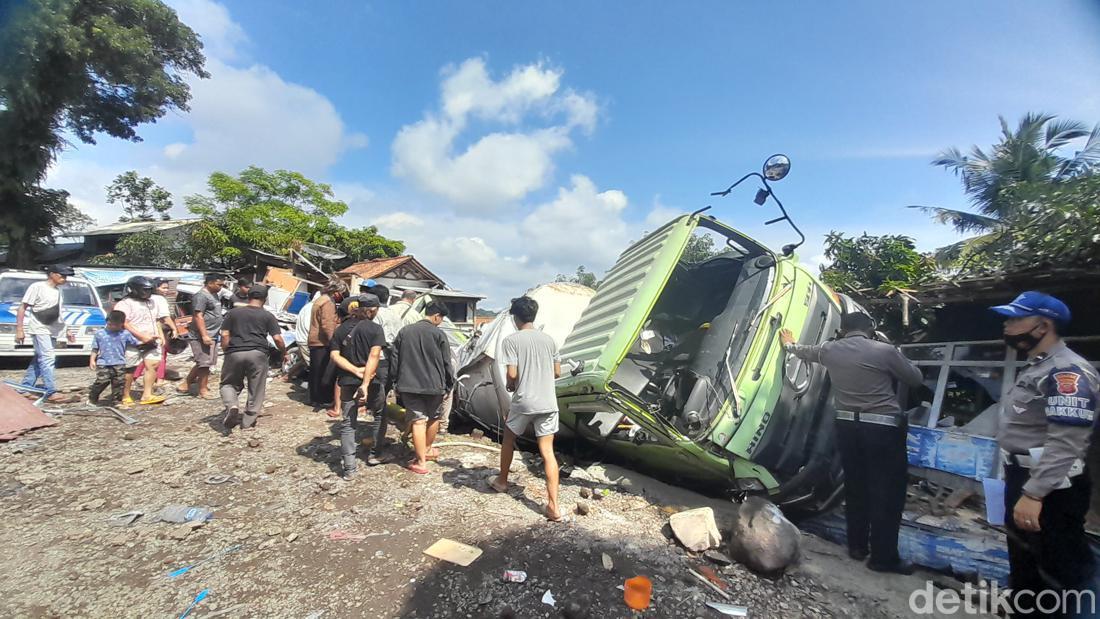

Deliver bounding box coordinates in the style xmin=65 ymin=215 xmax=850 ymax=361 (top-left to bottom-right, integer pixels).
xmin=46 ymin=1 xmax=1100 ymax=307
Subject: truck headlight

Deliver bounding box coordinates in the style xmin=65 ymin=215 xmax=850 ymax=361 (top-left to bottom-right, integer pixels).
xmin=0 ymin=324 xmax=15 ymax=334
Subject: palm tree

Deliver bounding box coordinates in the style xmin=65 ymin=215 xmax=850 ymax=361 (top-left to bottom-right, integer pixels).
xmin=912 ymin=113 xmax=1100 ymax=262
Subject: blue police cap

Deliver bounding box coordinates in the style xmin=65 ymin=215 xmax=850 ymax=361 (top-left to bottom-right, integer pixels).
xmin=990 ymin=291 xmax=1071 ymax=323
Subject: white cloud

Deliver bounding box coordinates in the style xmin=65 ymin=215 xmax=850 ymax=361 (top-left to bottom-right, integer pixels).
xmin=170 ymin=0 xmax=248 ymax=63
xmin=521 ymin=175 xmax=629 ymax=266
xmin=45 ymin=1 xmax=368 ymax=225
xmin=391 ymin=58 xmax=599 ymax=210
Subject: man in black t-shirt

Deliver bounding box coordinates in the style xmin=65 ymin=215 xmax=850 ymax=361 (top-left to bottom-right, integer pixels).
xmin=219 ymin=284 xmax=285 ymax=432
xmin=329 ymin=294 xmax=385 ymax=479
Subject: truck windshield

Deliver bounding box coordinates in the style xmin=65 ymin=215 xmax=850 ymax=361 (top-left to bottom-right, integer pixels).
xmin=0 ymin=278 xmax=100 ymax=307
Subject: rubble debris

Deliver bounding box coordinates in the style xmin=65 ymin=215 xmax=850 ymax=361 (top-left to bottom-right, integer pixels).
xmin=578 ymin=487 xmax=592 ymax=499
xmin=107 ymin=511 xmax=142 ymax=527
xmin=423 ymin=538 xmax=482 ymax=566
xmin=177 ymin=588 xmax=209 ymax=619
xmin=541 ymin=590 xmax=556 ymax=608
xmin=705 ymin=601 xmax=749 ymax=617
xmin=623 ymin=576 xmax=652 ymax=611
xmin=688 ymin=567 xmax=731 ymax=601
xmin=0 ymin=384 xmax=59 ymax=440
xmin=502 ymin=570 xmax=527 ymax=583
xmin=726 ymin=497 xmax=800 ymax=574
xmin=668 ymin=506 xmax=721 ymax=552
xmin=601 ymin=553 xmax=614 ymax=571
xmin=327 ymin=531 xmax=367 ymax=542
xmin=574 ymin=500 xmax=590 ymax=516
xmin=166 ymin=544 xmax=244 ymax=578
xmin=704 ymin=550 xmax=734 ymax=566
xmin=157 ymin=505 xmax=214 ymax=523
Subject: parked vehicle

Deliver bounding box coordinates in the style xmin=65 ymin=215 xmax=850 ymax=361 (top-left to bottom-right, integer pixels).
xmin=0 ymin=270 xmax=106 ymax=358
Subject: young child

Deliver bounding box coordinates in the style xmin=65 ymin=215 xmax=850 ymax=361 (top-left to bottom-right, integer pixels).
xmin=89 ymin=310 xmax=140 ymax=405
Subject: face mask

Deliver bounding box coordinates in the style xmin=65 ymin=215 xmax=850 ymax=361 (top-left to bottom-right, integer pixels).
xmin=1004 ymin=324 xmax=1044 ymax=352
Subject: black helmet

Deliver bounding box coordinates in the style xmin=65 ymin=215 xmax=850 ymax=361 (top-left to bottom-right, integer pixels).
xmin=126 ymin=276 xmax=155 ymax=299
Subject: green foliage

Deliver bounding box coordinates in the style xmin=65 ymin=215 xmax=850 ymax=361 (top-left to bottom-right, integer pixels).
xmin=0 ymin=0 xmax=206 ymax=266
xmin=90 ymin=229 xmax=191 ymax=266
xmin=820 ymin=233 xmax=937 ymax=295
xmin=184 ymin=167 xmax=404 ymax=268
xmin=820 ymin=233 xmax=939 ymax=339
xmin=683 ymin=233 xmax=722 ymax=263
xmin=107 ymin=171 xmax=173 ymax=222
xmin=915 ymin=113 xmax=1099 ymax=235
xmin=956 ymin=175 xmax=1100 ymax=274
xmin=555 ymin=265 xmax=599 ymax=289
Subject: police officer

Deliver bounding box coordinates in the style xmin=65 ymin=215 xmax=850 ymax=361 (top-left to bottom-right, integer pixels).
xmin=992 ymin=291 xmax=1097 ymax=611
xmin=781 ymin=312 xmax=923 ymax=574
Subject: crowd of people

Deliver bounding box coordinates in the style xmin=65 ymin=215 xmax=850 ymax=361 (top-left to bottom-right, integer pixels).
xmin=14 ymin=265 xmax=566 ymax=520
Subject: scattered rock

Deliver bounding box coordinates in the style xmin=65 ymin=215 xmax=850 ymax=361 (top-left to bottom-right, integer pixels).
xmin=81 ymin=498 xmax=106 ymax=511
xmin=259 ymin=538 xmax=276 ymax=550
xmin=601 ymin=553 xmax=614 ymax=571
xmin=704 ymin=550 xmax=734 ymax=566
xmin=727 ymin=497 xmax=800 ymax=574
xmin=247 ymin=438 xmax=261 ymax=449
xmin=575 ymin=501 xmax=590 ymax=516
xmin=470 ymin=429 xmax=484 ymax=439
xmin=578 ymin=487 xmax=592 ymax=499
xmin=265 ymin=526 xmax=282 ymax=536
xmin=477 ymin=590 xmax=493 ymax=606
xmin=318 ymin=480 xmax=336 ymax=492
xmin=122 ymin=433 xmax=136 ymax=441
xmin=322 ymin=501 xmax=336 ymax=511
xmin=264 ymin=464 xmax=277 ymax=474
xmin=125 ymin=465 xmax=145 ymax=475
xmin=286 ymin=532 xmax=299 ymax=543
xmin=668 ymin=507 xmax=722 ymax=552
xmin=170 ymin=526 xmax=192 ymax=541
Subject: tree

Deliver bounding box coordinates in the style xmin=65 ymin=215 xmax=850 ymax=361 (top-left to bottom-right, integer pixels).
xmin=912 ymin=113 xmax=1099 ymax=267
xmin=555 ymin=265 xmax=599 ymax=289
xmin=0 ymin=0 xmax=206 ymax=266
xmin=107 ymin=171 xmax=173 ymax=222
xmin=683 ymin=233 xmax=722 ymax=263
xmin=184 ymin=166 xmax=404 ymax=268
xmin=819 ymin=232 xmax=938 ymax=339
xmin=960 ymin=175 xmax=1100 ymax=273
xmin=90 ymin=228 xmax=192 ymax=267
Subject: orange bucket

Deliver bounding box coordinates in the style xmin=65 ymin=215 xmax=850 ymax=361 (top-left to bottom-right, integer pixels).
xmin=624 ymin=575 xmax=652 ymax=610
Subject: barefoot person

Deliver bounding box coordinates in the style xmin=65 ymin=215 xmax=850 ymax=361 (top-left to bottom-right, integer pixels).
xmin=390 ymin=302 xmax=454 ymax=475
xmin=491 ymin=296 xmax=563 ymax=521
xmin=179 ymin=273 xmax=225 ymax=399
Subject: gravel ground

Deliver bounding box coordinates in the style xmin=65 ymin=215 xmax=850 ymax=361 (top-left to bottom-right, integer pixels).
xmin=0 ymin=360 xmax=961 ymax=618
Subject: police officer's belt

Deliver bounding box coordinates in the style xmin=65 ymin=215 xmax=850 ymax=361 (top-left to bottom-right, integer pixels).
xmin=835 ymin=410 xmax=902 ymax=427
xmin=1001 ymin=450 xmax=1085 ymax=476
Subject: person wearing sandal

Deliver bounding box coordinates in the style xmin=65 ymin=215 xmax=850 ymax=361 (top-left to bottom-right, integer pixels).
xmin=329 ymin=294 xmax=384 ymax=480
xmin=490 ymin=296 xmax=564 ymax=521
xmin=179 ymin=273 xmax=226 ymax=399
xmin=115 ymin=276 xmax=167 ymax=406
xmin=390 ymin=302 xmax=454 ymax=475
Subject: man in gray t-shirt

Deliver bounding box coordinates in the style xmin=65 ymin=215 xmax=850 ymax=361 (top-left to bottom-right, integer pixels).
xmin=179 ymin=273 xmax=225 ymax=399
xmin=490 ymin=296 xmax=564 ymax=521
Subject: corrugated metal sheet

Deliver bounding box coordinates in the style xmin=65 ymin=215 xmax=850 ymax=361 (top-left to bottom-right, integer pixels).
xmin=560 ymin=216 xmax=695 ymax=374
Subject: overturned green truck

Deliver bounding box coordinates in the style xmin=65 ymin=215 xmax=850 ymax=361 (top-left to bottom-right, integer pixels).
xmin=455 ymin=158 xmax=859 ymax=514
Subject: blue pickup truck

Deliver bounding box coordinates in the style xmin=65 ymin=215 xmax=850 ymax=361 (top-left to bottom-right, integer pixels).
xmin=0 ymin=269 xmax=107 ymax=358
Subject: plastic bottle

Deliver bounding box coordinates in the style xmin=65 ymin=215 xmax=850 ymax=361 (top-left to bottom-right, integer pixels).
xmin=624 ymin=575 xmax=652 ymax=611
xmin=158 ymin=505 xmax=214 ymax=523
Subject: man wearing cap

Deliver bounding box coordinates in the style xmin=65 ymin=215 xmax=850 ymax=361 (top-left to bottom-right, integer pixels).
xmin=329 ymin=294 xmax=385 ymax=479
xmin=15 ymin=265 xmax=74 ymax=403
xmin=991 ymin=291 xmax=1098 ymax=606
xmin=219 ymin=284 xmax=285 ymax=432
xmin=780 ymin=312 xmax=923 ymax=574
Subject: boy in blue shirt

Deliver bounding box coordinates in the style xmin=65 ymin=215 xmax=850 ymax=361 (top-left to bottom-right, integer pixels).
xmin=89 ymin=310 xmax=140 ymax=404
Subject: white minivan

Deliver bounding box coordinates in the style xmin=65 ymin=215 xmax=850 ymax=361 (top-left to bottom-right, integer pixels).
xmin=0 ymin=270 xmax=107 ymax=358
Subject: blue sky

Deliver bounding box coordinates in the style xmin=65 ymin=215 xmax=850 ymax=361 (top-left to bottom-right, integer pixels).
xmin=48 ymin=1 xmax=1100 ymax=306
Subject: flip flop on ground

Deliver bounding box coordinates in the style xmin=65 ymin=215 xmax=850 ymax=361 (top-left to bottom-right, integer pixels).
xmin=407 ymin=462 xmax=430 ymax=475
xmin=138 ymin=395 xmax=166 ymax=405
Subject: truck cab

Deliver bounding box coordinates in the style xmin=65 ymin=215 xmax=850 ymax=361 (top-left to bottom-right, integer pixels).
xmin=556 ymin=213 xmax=847 ymax=513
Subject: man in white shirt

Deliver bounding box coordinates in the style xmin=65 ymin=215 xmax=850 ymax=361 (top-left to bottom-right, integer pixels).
xmin=15 ymin=265 xmax=73 ymax=403
xmin=113 ymin=276 xmax=165 ymax=405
